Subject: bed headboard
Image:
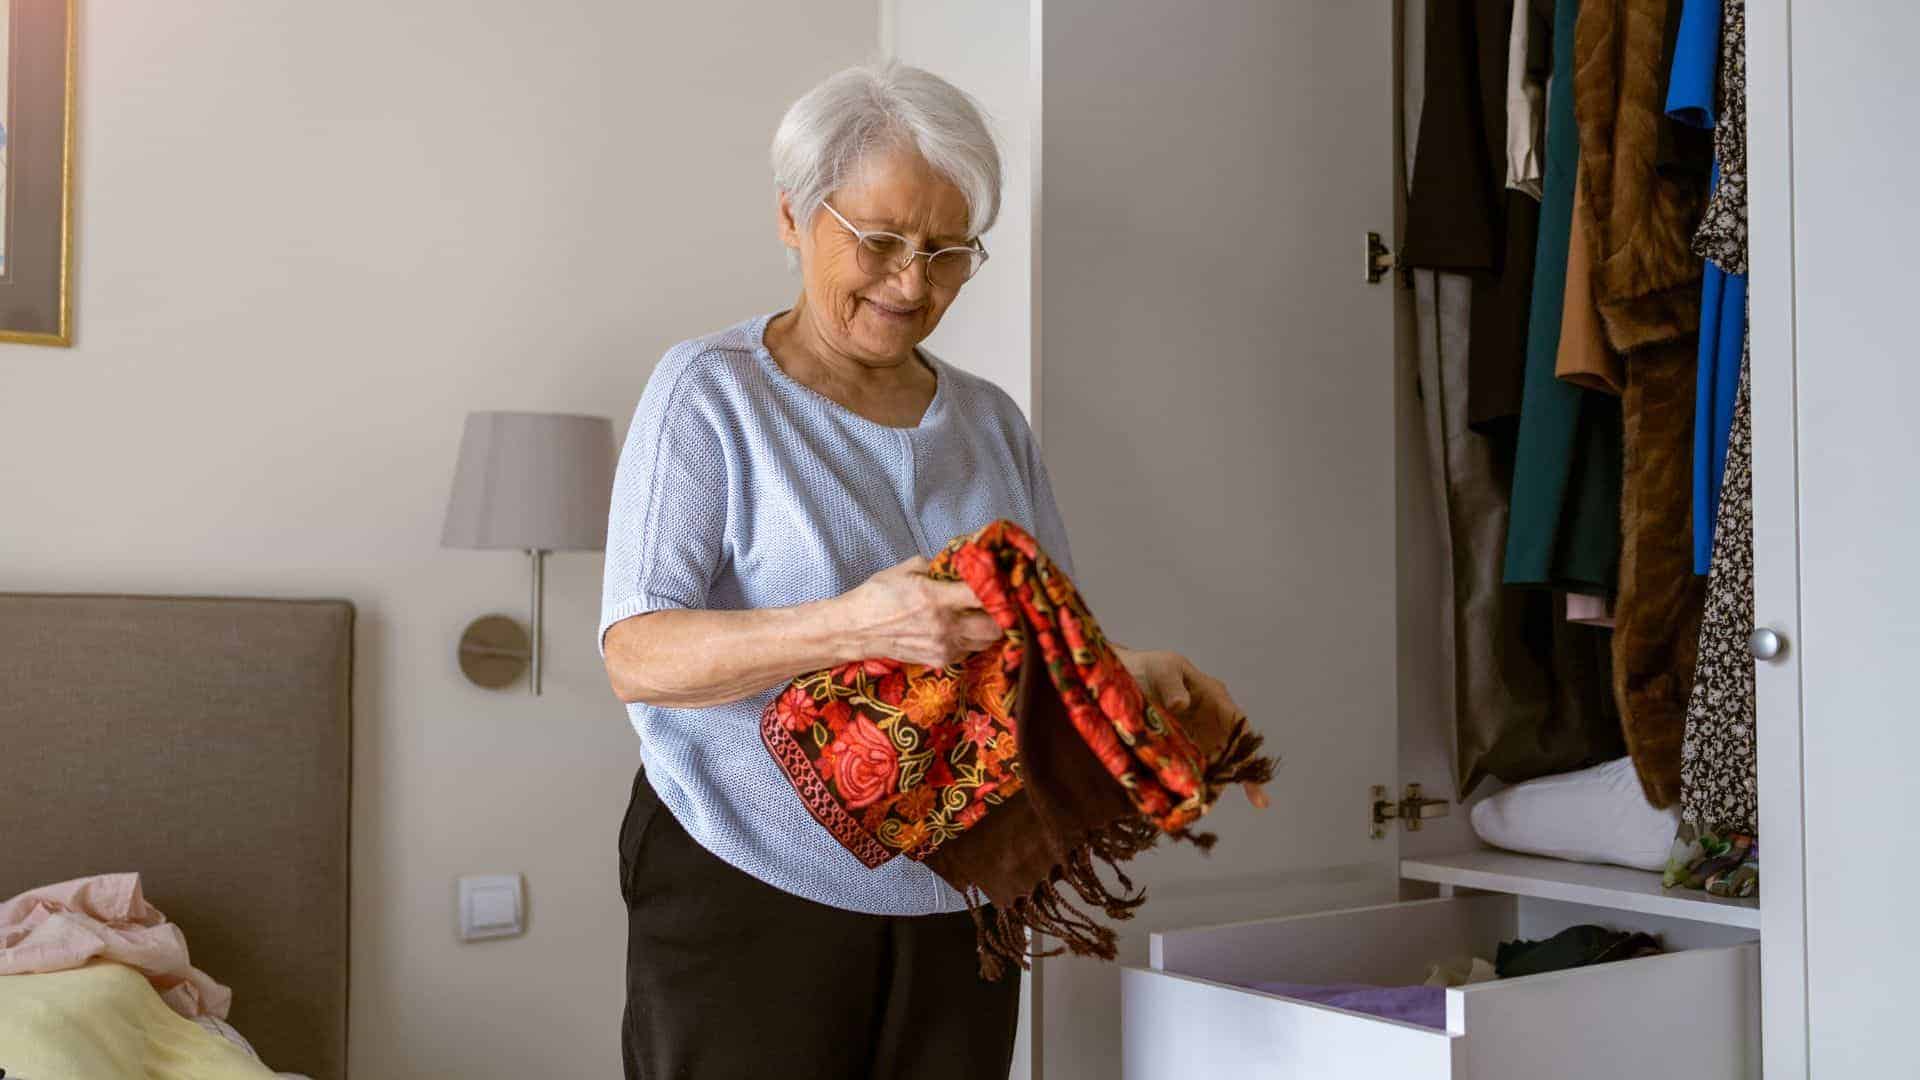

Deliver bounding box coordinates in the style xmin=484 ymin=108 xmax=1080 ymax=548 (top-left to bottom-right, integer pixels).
xmin=0 ymin=593 xmax=353 ymax=1080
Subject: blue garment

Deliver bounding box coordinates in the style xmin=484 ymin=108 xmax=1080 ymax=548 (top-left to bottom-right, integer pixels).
xmin=598 ymin=310 xmax=1077 ymax=915
xmin=1667 ymin=0 xmax=1749 ymax=574
xmin=1694 ymin=221 xmax=1748 ymax=573
xmin=1665 ymin=0 xmax=1722 ymax=129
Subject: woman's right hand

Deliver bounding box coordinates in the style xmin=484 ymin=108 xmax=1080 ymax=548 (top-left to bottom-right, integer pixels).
xmin=835 ymin=555 xmax=1005 ymax=668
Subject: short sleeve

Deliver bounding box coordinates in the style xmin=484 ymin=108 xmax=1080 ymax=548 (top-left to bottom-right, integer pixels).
xmin=1022 ymin=425 xmax=1077 ymax=581
xmin=598 ymin=354 xmax=729 ymax=657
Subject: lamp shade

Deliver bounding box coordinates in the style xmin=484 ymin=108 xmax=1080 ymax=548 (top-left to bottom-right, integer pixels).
xmin=441 ymin=411 xmax=616 ymax=551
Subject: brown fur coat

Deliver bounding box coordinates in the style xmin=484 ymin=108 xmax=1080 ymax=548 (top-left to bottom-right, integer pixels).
xmin=1574 ymin=0 xmax=1708 ymax=807
xmin=1573 ymin=0 xmax=1707 ymax=352
xmin=1613 ymin=340 xmax=1705 ymax=807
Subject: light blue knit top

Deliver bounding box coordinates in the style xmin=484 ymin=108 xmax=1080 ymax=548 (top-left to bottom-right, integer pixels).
xmin=598 ymin=310 xmax=1077 ymax=915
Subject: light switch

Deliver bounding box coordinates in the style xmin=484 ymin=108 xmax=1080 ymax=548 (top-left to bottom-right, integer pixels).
xmin=458 ymin=873 xmax=524 ymax=941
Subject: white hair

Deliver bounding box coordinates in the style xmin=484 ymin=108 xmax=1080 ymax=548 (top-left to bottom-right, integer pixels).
xmin=770 ymin=60 xmax=1002 ymax=268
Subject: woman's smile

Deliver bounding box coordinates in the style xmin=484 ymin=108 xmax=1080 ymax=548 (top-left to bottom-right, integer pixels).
xmin=862 ymin=297 xmax=924 ymax=323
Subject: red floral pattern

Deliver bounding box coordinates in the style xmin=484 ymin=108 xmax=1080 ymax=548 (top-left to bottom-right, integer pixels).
xmin=835 ymin=716 xmax=901 ymax=808
xmin=760 ymin=519 xmax=1217 ymax=869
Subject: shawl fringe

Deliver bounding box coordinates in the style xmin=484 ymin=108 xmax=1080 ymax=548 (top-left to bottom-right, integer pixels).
xmin=965 ymin=716 xmax=1279 ymax=980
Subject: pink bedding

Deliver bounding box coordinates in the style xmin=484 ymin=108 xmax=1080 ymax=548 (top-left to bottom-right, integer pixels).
xmin=0 ymin=871 xmax=233 ymax=1019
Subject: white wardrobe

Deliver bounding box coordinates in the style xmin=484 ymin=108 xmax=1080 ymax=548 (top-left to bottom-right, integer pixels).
xmin=890 ymin=1 xmax=1912 ymax=1077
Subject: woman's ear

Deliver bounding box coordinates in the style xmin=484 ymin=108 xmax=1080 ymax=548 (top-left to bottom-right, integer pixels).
xmin=775 ymin=189 xmax=801 ymax=251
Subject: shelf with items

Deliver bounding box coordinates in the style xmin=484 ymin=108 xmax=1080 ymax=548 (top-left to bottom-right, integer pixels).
xmin=1400 ymin=849 xmax=1760 ymax=930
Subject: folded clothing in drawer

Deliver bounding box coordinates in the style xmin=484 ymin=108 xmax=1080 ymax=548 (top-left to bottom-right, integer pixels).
xmin=1494 ymin=924 xmax=1662 ymax=977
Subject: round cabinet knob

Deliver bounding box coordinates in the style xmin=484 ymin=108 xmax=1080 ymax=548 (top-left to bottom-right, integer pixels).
xmin=1748 ymin=627 xmax=1786 ymax=661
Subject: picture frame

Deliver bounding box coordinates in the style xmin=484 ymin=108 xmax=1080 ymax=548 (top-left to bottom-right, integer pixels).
xmin=0 ymin=0 xmax=74 ymax=346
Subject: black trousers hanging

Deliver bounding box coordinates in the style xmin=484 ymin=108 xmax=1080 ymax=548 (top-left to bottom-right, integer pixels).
xmin=618 ymin=766 xmax=1022 ymax=1080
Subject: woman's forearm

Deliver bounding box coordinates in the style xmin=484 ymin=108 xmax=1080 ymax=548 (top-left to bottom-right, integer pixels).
xmin=603 ymin=596 xmax=863 ymax=708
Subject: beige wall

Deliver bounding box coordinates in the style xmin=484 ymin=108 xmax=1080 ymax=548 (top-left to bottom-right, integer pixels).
xmin=0 ymin=2 xmax=875 ymax=1075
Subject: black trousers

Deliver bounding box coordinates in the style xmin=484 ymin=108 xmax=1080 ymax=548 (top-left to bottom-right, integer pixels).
xmin=618 ymin=766 xmax=1021 ymax=1080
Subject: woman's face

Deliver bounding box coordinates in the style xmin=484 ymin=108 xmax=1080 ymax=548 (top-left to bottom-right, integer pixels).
xmin=781 ymin=145 xmax=974 ymax=363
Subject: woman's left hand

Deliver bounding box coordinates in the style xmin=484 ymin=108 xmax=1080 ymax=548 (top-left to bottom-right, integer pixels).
xmin=1113 ymin=646 xmax=1270 ymax=809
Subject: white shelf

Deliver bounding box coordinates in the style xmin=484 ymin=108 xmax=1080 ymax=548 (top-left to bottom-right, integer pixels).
xmin=1400 ymin=850 xmax=1761 ymax=930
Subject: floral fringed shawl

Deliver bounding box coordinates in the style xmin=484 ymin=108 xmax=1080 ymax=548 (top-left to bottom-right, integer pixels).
xmin=760 ymin=519 xmax=1276 ymax=979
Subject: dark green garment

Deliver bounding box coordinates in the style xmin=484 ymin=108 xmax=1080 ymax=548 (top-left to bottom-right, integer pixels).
xmin=1496 ymin=925 xmax=1663 ymax=978
xmin=1503 ymin=0 xmax=1623 ymax=594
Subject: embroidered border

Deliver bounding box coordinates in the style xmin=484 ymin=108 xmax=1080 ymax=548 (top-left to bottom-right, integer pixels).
xmin=759 ymin=695 xmax=897 ymax=869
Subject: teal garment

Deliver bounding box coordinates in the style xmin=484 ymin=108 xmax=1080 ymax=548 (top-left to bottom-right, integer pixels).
xmin=1502 ymin=0 xmax=1623 ymax=594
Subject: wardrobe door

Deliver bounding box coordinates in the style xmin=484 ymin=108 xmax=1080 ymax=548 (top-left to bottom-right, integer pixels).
xmin=1745 ymin=1 xmax=1809 ymax=1075
xmin=1760 ymin=0 xmax=1920 ymax=1074
xmin=1034 ymin=1 xmax=1401 ymax=1077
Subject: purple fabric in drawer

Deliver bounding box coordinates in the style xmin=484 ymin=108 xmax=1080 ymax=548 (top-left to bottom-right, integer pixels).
xmin=1244 ymin=982 xmax=1448 ymax=1031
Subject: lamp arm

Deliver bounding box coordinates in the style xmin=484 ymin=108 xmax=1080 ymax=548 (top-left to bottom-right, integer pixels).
xmin=529 ymin=548 xmax=547 ymax=696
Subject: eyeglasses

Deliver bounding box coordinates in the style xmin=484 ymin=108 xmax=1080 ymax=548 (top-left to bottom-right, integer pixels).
xmin=819 ymin=199 xmax=989 ymax=288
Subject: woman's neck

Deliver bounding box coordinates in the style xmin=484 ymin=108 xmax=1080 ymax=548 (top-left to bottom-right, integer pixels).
xmin=766 ymin=297 xmax=936 ymax=426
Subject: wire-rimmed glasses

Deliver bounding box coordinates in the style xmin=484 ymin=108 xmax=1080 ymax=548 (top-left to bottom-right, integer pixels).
xmin=819 ymin=199 xmax=989 ymax=288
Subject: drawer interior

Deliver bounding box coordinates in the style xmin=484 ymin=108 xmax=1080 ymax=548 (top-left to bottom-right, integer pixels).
xmin=1149 ymin=893 xmax=1757 ymax=992
xmin=1131 ymin=895 xmax=1762 ymax=1079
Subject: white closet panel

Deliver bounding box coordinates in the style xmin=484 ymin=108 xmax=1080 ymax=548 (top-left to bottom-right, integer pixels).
xmin=1770 ymin=2 xmax=1920 ymax=1075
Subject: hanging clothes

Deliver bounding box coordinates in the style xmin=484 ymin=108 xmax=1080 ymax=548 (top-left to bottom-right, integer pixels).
xmin=1693 ymin=257 xmax=1747 ymax=573
xmin=1689 ymin=0 xmax=1751 ymax=572
xmin=1662 ymin=0 xmax=1723 ymax=190
xmin=1670 ymin=0 xmax=1749 ymax=575
xmin=1664 ymin=0 xmax=1722 ymax=128
xmin=1503 ymin=0 xmax=1624 ymax=597
xmin=1504 ymin=0 xmax=1552 ymax=199
xmin=1693 ymin=0 xmax=1749 ymax=273
xmin=1680 ymin=337 xmax=1757 ymax=837
xmin=1611 ymin=335 xmax=1704 ymax=809
xmin=1416 ymin=269 xmax=1624 ymax=797
xmin=1573 ymin=0 xmax=1709 ymax=808
xmin=1556 ymin=166 xmax=1625 ymax=395
xmin=1404 ymin=0 xmax=1541 ymax=444
xmin=1406 ymin=0 xmax=1623 ymax=798
xmin=1573 ymin=0 xmax=1708 ymax=352
xmin=1676 ymin=0 xmax=1757 ymax=881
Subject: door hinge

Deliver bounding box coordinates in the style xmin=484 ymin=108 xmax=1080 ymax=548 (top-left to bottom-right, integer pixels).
xmin=1365 ymin=231 xmax=1400 ymax=285
xmin=1371 ymin=783 xmax=1451 ymax=839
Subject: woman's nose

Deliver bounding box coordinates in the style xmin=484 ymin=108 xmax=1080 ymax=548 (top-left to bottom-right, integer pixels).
xmin=889 ymin=257 xmax=933 ymax=299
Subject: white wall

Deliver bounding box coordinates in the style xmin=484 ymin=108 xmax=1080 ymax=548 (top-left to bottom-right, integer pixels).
xmin=888 ymin=0 xmax=1035 ymax=416
xmin=0 ymin=2 xmax=875 ymax=1076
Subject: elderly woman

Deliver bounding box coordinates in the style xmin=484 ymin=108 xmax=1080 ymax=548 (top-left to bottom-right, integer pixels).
xmin=600 ymin=61 xmax=1265 ymax=1079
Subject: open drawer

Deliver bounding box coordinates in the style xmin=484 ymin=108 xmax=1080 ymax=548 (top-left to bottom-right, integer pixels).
xmin=1121 ymin=894 xmax=1759 ymax=1079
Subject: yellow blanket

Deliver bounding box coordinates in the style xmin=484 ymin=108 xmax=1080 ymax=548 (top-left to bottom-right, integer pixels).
xmin=0 ymin=961 xmax=276 ymax=1079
